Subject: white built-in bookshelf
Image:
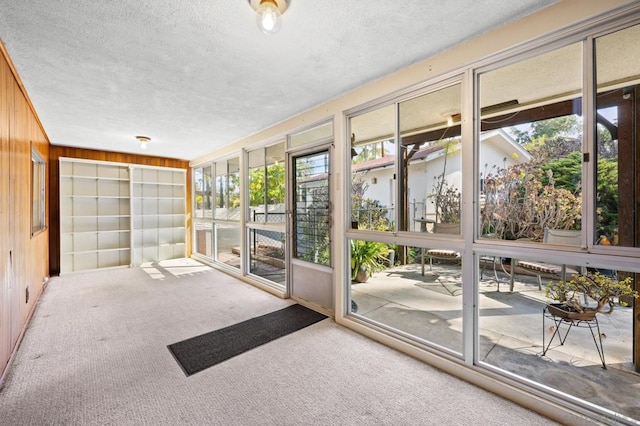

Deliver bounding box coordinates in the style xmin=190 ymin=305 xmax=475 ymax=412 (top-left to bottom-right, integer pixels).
xmin=131 ymin=167 xmax=186 ymax=264
xmin=59 ymin=158 xmax=186 ymax=274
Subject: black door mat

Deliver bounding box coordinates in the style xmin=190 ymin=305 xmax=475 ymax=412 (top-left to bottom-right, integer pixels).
xmin=168 ymin=304 xmax=327 ymax=376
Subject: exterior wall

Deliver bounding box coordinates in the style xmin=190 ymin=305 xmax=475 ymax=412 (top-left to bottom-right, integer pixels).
xmin=48 ymin=146 xmax=192 ymax=276
xmin=0 ymin=44 xmax=50 ymax=381
xmin=358 ymin=133 xmax=526 ymax=222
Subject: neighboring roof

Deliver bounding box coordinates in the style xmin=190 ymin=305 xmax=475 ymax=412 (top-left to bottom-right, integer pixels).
xmin=352 ymin=129 xmax=530 ymax=173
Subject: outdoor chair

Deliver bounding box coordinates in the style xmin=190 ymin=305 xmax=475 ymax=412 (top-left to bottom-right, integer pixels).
xmin=508 ymin=228 xmax=582 ymax=292
xmin=426 ymin=223 xmax=461 ymax=271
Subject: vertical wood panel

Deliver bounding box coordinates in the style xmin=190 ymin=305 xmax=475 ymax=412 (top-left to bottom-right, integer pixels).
xmin=49 ymin=146 xmax=191 ymax=275
xmin=0 ymin=45 xmax=50 ymax=379
xmin=10 ymin=74 xmax=25 ymax=345
xmin=0 ymin=47 xmax=11 ymax=376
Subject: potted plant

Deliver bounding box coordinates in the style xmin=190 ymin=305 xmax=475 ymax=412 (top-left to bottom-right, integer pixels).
xmin=428 ymin=178 xmax=460 ymax=235
xmin=350 ymin=240 xmax=390 ymax=283
xmin=545 ymin=272 xmax=638 ymax=320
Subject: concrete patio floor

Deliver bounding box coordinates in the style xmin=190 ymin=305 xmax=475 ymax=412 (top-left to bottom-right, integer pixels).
xmin=351 ymin=262 xmax=640 ymax=421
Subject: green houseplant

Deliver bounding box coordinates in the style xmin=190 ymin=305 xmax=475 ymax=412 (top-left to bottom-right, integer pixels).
xmin=350 ymin=240 xmax=390 ymax=283
xmin=545 ymin=272 xmax=638 ymax=320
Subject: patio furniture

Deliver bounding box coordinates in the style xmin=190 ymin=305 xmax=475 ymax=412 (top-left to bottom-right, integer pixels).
xmin=425 ymin=223 xmax=461 ymax=274
xmin=542 ymin=304 xmax=606 ymax=369
xmin=508 ymin=228 xmax=582 ymax=292
xmin=479 ymin=233 xmax=503 ymax=287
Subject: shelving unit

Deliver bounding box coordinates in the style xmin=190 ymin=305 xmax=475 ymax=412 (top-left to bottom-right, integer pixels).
xmin=59 ymin=159 xmax=186 ymax=274
xmin=59 ymin=160 xmax=131 ymax=273
xmin=131 ymin=166 xmax=186 ymax=264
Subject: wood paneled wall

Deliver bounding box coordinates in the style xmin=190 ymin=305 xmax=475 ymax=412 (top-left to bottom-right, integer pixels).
xmin=1 ymin=43 xmax=50 ymax=380
xmin=0 ymin=41 xmax=192 ymax=380
xmin=49 ymin=146 xmax=192 ymax=275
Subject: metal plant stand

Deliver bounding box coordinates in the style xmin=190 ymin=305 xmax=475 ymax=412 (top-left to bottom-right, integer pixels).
xmin=542 ymin=305 xmax=606 ymax=369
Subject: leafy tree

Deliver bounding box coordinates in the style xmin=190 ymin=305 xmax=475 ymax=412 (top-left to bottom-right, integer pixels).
xmin=596 ymin=123 xmax=617 ymax=160
xmin=594 ymin=158 xmax=618 ymax=237
xmin=351 ymin=141 xmax=390 ymax=164
xmin=540 ymin=151 xmax=581 ymax=192
xmin=266 ymin=163 xmax=285 ymax=204
xmin=228 ymin=172 xmax=241 ymax=208
xmin=530 ymin=115 xmax=581 ymax=140
xmin=248 ymin=163 xmax=285 ymax=206
xmin=538 ymin=150 xmax=618 ymax=237
xmin=513 ymin=116 xmax=582 ymax=157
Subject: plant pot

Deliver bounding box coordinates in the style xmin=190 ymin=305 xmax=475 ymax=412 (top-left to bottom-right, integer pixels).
xmin=547 ymin=303 xmax=597 ymax=321
xmin=433 ymin=222 xmax=460 ymax=234
xmin=354 ymin=267 xmax=369 ymax=283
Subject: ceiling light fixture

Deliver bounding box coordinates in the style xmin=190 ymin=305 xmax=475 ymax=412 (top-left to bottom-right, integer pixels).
xmin=136 ymin=135 xmax=151 ymax=149
xmin=249 ymin=0 xmax=288 ymax=35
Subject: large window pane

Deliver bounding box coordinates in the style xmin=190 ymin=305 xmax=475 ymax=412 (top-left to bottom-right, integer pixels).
xmin=350 ymin=239 xmax=463 ymax=354
xmin=595 ymin=23 xmax=640 ymax=249
xmin=248 ymin=148 xmax=266 ymax=222
xmin=194 ymin=164 xmax=213 ymax=219
xmin=265 ymin=144 xmax=285 ymax=210
xmin=194 ymin=164 xmax=213 ymax=258
xmin=478 ymin=255 xmax=637 ymax=419
xmin=214 ymin=158 xmax=240 ymax=221
xmin=479 ymin=43 xmax=583 ymax=242
xmin=248 ymin=142 xmax=285 ymax=224
xmin=215 ymin=223 xmax=240 ymax=269
xmin=350 ymin=104 xmax=396 ymax=232
xmin=399 ymin=83 xmax=462 ymax=233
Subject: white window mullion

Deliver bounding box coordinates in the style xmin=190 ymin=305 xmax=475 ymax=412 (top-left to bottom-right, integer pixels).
xmin=583 ymin=37 xmax=595 ymax=250
xmin=239 ymin=151 xmax=247 ymax=276
xmin=461 ymin=68 xmax=475 ymax=367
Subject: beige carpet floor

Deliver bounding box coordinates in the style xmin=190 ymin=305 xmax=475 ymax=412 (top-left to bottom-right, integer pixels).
xmin=0 ymin=258 xmax=559 ymax=425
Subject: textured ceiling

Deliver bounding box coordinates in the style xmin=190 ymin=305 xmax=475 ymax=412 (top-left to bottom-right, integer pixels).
xmin=0 ymin=0 xmax=557 ymax=160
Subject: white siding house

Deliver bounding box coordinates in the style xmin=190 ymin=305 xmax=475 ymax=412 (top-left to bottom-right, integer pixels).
xmin=352 ymin=129 xmax=531 ymax=229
